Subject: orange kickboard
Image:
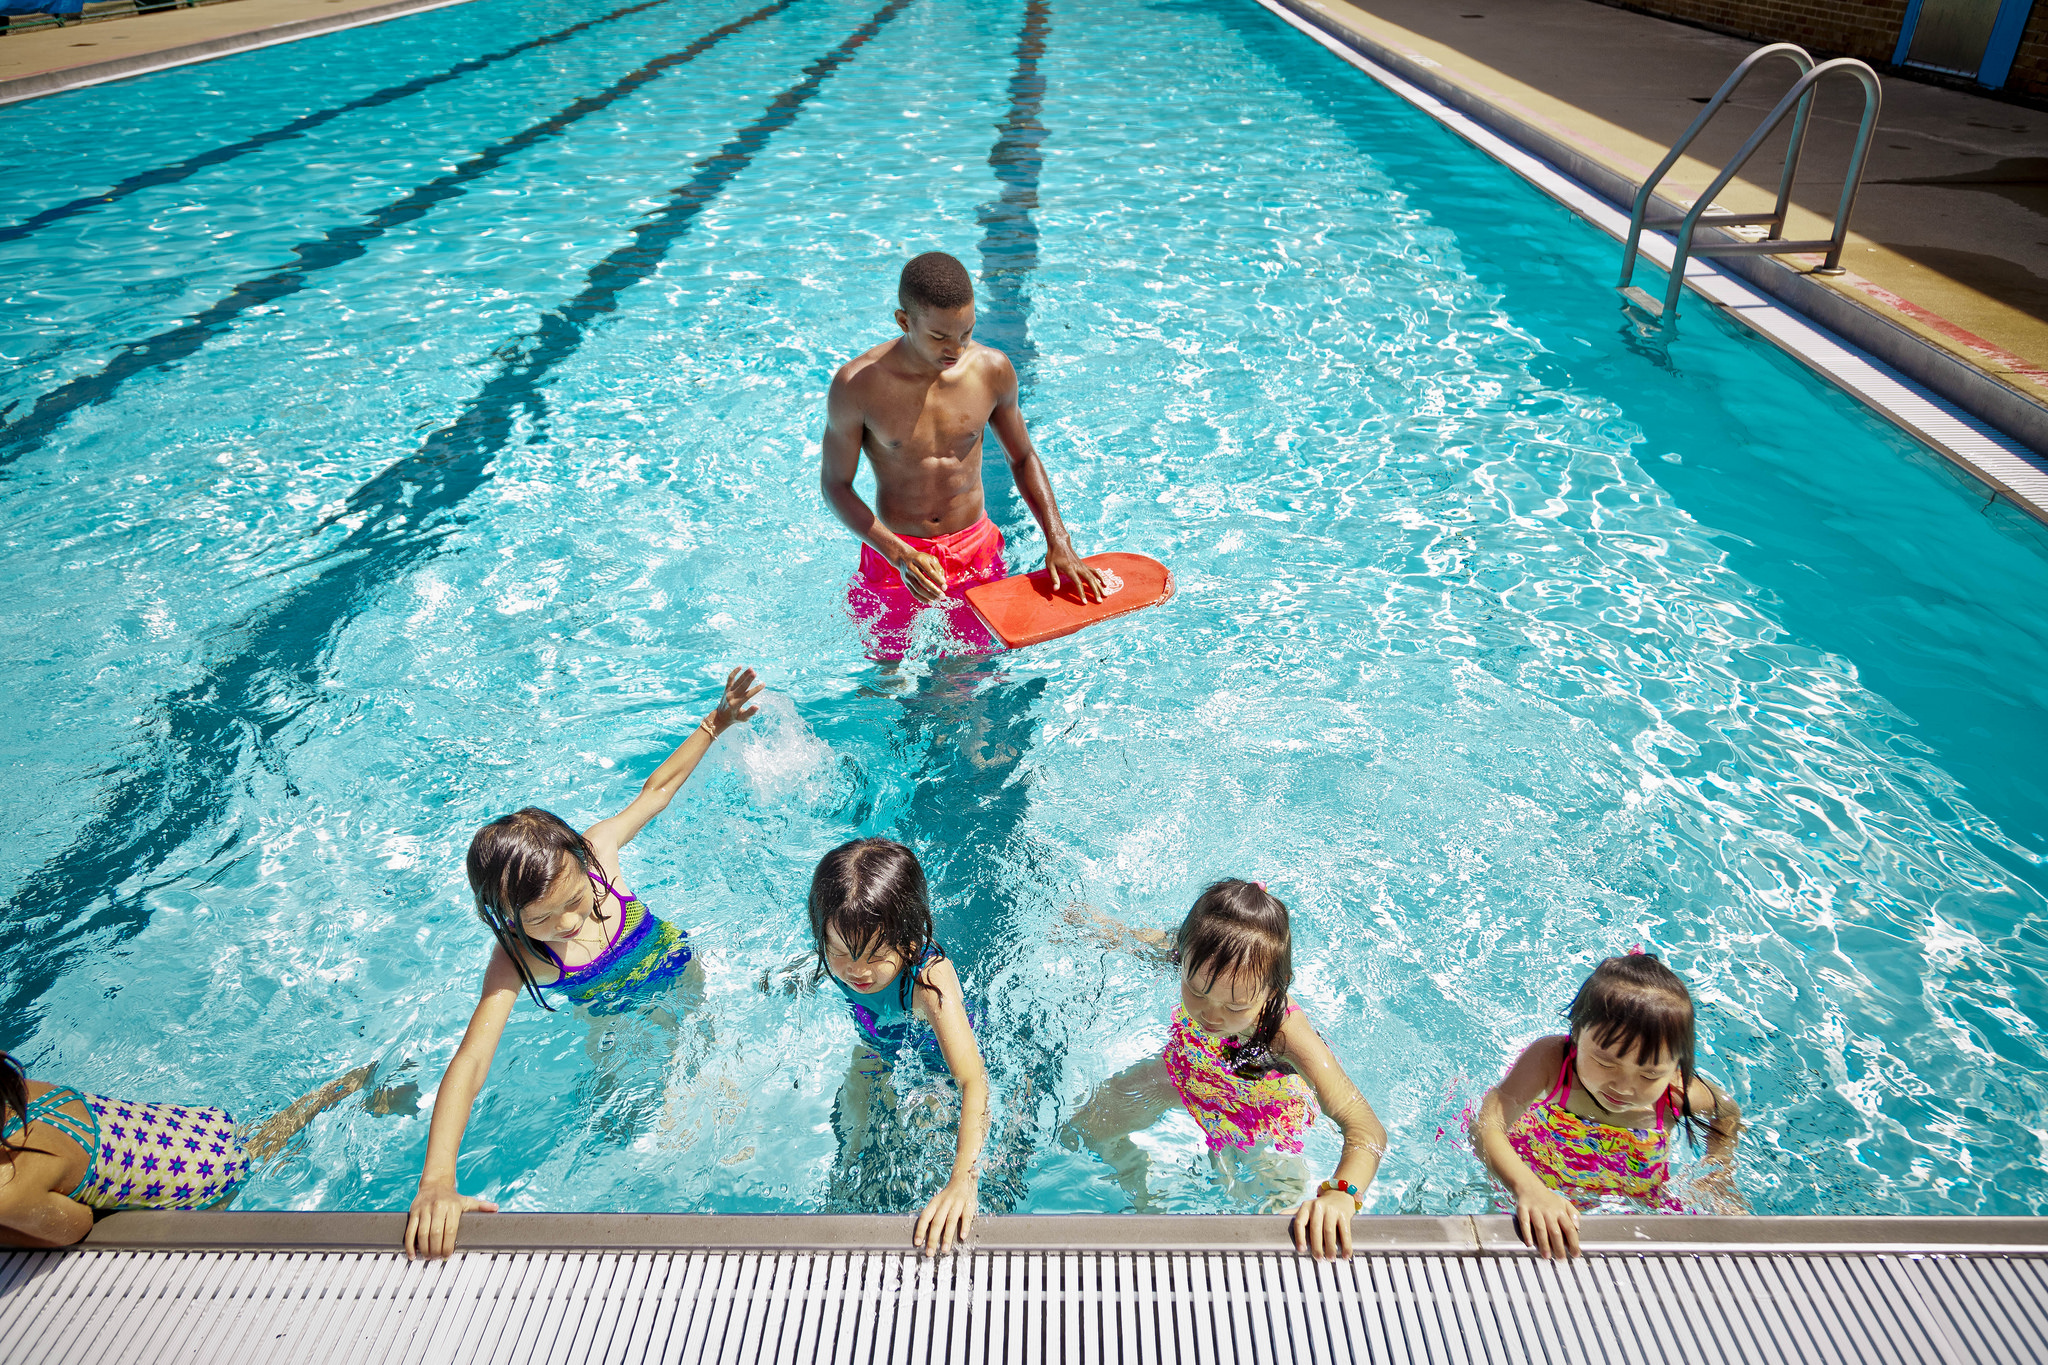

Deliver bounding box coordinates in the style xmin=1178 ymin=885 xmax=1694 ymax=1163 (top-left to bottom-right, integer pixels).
xmin=963 ymin=552 xmax=1173 ymax=649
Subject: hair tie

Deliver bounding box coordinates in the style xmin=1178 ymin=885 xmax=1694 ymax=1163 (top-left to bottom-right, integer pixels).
xmin=1253 ymin=881 xmax=1267 ymax=892
xmin=1627 ymin=943 xmax=1645 ymax=955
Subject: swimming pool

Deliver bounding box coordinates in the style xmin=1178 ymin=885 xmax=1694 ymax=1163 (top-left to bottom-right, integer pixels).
xmin=2 ymin=0 xmax=2046 ymax=1221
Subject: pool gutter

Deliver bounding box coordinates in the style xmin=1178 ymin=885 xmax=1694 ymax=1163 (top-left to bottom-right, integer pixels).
xmin=72 ymin=1209 xmax=2048 ymax=1255
xmin=1253 ymin=0 xmax=2048 ymax=524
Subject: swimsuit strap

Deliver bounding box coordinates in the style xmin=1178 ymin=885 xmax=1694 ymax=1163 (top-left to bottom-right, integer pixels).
xmin=3 ymin=1086 xmax=100 ymax=1181
xmin=1548 ymin=1044 xmax=1578 ymax=1105
xmin=588 ymin=870 xmax=634 ymax=912
xmin=898 ymin=942 xmax=944 ymax=1008
xmin=543 ymin=874 xmax=633 ymax=979
xmin=1653 ymin=1081 xmax=1687 ymax=1128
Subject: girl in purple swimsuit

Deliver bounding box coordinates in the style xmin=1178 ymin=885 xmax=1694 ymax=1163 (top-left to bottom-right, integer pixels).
xmin=403 ymin=666 xmax=764 ymax=1261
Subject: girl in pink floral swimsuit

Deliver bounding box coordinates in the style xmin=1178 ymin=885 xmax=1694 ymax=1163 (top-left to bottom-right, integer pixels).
xmin=1064 ymin=880 xmax=1388 ymax=1260
xmin=1470 ymin=952 xmax=1745 ymax=1259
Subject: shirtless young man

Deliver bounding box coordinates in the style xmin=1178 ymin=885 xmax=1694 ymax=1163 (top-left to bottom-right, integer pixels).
xmin=822 ymin=251 xmax=1105 ymax=655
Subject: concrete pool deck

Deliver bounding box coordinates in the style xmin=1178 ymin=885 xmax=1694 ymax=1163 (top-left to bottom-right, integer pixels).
xmin=0 ymin=0 xmax=474 ymax=105
xmin=3 ymin=1213 xmax=2045 ymax=1362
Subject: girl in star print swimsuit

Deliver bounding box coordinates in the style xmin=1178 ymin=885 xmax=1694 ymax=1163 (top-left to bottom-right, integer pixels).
xmin=0 ymin=1050 xmax=375 ymax=1247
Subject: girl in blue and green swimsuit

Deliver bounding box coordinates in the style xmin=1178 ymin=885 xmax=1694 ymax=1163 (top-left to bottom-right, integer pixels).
xmin=403 ymin=666 xmax=764 ymax=1261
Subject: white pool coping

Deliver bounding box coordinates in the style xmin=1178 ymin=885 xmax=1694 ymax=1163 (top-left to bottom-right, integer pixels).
xmin=1252 ymin=0 xmax=2048 ymax=525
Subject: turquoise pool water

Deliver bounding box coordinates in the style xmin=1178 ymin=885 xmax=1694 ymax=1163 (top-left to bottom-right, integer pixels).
xmin=2 ymin=0 xmax=2046 ymax=1220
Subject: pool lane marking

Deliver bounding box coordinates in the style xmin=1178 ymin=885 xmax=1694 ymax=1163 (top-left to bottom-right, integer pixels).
xmin=0 ymin=0 xmax=693 ymax=248
xmin=1250 ymin=0 xmax=2048 ymax=519
xmin=972 ymin=0 xmax=1051 ymax=537
xmin=0 ymin=0 xmax=803 ymax=470
xmin=0 ymin=0 xmax=916 ymax=1031
xmin=973 ymin=0 xmax=1050 ymax=378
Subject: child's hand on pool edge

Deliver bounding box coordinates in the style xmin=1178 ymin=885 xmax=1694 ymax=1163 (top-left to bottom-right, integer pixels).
xmin=704 ymin=666 xmax=765 ymax=734
xmin=1291 ymin=1187 xmax=1359 ymax=1260
xmin=1513 ymin=1183 xmax=1582 ymax=1259
xmin=404 ymin=1181 xmax=499 ymax=1260
xmin=913 ymin=1173 xmax=977 ymax=1256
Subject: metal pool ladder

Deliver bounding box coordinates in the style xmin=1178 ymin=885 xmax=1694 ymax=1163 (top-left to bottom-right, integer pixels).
xmin=1617 ymin=43 xmax=1882 ymax=322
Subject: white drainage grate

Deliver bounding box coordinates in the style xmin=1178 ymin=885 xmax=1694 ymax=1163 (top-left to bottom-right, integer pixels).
xmin=5 ymin=1245 xmax=2046 ymax=1364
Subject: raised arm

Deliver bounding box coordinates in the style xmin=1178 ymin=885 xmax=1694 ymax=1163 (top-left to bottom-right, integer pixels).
xmin=1277 ymin=1007 xmax=1388 ymax=1259
xmin=1470 ymin=1035 xmax=1581 ymax=1258
xmin=911 ymin=957 xmax=990 ymax=1257
xmin=582 ymin=667 xmax=763 ymax=862
xmin=820 ymin=370 xmax=946 ymax=603
xmin=404 ymin=949 xmax=520 ymax=1259
xmin=984 ymin=353 xmax=1105 ymax=603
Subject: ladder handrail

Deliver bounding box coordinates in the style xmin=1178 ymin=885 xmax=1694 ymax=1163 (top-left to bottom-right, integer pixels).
xmin=1619 ymin=42 xmax=1814 ymax=289
xmin=1654 ymin=57 xmax=1882 ymax=317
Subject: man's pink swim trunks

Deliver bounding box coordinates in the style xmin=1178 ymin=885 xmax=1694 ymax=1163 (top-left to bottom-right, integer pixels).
xmin=849 ymin=515 xmax=1008 ymax=658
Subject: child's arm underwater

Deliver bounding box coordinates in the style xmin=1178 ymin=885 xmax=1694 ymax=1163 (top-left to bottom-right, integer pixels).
xmin=1470 ymin=1036 xmax=1581 ymax=1259
xmin=1058 ymin=904 xmax=1176 ymax=967
xmin=1276 ymin=1006 xmax=1388 ymax=1260
xmin=582 ymin=667 xmax=764 ymax=868
xmin=1689 ymin=1077 xmax=1746 ymax=1213
xmin=911 ymin=957 xmax=991 ymax=1257
xmin=404 ymin=950 xmax=522 ymax=1260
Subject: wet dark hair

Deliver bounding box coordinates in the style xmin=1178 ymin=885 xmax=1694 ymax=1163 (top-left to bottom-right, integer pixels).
xmin=808 ymin=838 xmax=945 ymax=1012
xmin=1567 ymin=952 xmax=1712 ymax=1146
xmin=467 ymin=807 xmax=619 ymax=1012
xmin=898 ymin=251 xmax=974 ymax=314
xmin=1175 ymin=879 xmax=1295 ymax=1078
xmin=1 ymin=1052 xmax=53 ymax=1158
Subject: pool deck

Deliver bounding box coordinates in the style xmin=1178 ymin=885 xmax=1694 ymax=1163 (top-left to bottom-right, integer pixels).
xmin=0 ymin=0 xmax=475 ymax=105
xmin=5 ymin=1213 xmax=2045 ymax=1363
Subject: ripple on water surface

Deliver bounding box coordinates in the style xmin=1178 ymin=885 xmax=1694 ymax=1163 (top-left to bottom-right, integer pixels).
xmin=0 ymin=0 xmax=2044 ymax=1220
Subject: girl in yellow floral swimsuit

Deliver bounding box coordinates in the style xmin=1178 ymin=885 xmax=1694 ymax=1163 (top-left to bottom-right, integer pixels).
xmin=1064 ymin=880 xmax=1387 ymax=1260
xmin=1470 ymin=951 xmax=1745 ymax=1259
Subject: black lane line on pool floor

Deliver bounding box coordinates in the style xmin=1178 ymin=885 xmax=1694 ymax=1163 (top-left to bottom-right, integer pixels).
xmin=971 ymin=0 xmax=1050 ymax=542
xmin=0 ymin=0 xmax=691 ymax=248
xmin=973 ymin=0 xmax=1048 ymax=382
xmin=0 ymin=0 xmax=802 ymax=470
xmin=0 ymin=0 xmax=913 ymax=1039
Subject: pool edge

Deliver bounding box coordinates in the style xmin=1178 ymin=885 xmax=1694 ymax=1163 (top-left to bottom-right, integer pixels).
xmin=0 ymin=0 xmax=482 ymax=108
xmin=73 ymin=1211 xmax=2048 ymax=1256
xmin=1253 ymin=0 xmax=2048 ymax=521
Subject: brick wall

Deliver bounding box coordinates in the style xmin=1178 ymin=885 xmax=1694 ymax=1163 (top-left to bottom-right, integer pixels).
xmin=1611 ymin=0 xmax=1909 ymax=62
xmin=2007 ymin=2 xmax=2048 ymax=98
xmin=1613 ymin=0 xmax=2048 ymax=98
